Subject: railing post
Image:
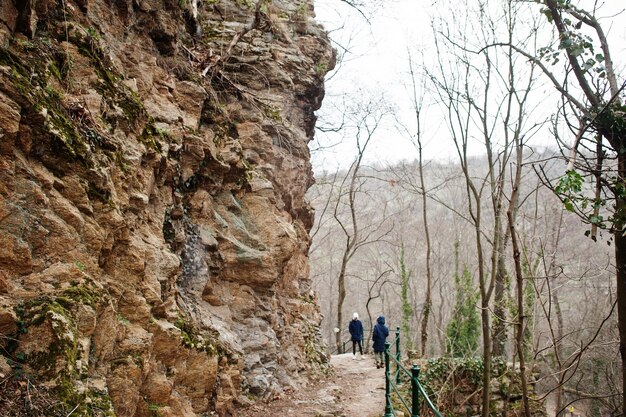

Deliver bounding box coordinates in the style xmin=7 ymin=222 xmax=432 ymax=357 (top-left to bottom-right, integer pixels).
xmin=384 ymin=342 xmax=393 ymax=417
xmin=411 ymin=364 xmax=421 ymax=417
xmin=396 ymin=326 xmax=401 ymax=384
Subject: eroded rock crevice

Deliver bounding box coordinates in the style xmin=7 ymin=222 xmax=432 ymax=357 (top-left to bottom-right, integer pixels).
xmin=0 ymin=0 xmax=334 ymax=414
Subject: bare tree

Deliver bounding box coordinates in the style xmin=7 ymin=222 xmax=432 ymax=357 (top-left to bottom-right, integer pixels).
xmin=505 ymin=1 xmax=626 ymax=411
xmin=399 ymin=51 xmax=435 ymax=357
xmin=364 ymin=268 xmax=394 ymax=348
xmin=427 ymin=0 xmax=544 ymax=414
xmin=330 ymin=97 xmax=392 ymax=352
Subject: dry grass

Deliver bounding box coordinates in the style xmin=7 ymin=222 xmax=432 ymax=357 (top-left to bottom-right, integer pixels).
xmin=0 ymin=371 xmax=66 ymax=417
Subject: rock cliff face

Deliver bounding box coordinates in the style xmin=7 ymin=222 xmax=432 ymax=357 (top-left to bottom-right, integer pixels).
xmin=0 ymin=0 xmax=334 ymax=415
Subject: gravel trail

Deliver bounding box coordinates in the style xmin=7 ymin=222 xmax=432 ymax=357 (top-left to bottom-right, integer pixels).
xmin=239 ymin=353 xmax=386 ymax=417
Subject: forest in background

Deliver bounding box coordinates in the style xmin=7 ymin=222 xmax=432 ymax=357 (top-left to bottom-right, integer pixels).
xmin=307 ymin=0 xmax=626 ymax=415
xmin=309 ymin=153 xmax=618 ymax=414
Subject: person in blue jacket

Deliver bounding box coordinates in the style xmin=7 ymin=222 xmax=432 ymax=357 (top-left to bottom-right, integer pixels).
xmin=372 ymin=315 xmax=389 ymax=369
xmin=348 ymin=312 xmax=364 ymax=360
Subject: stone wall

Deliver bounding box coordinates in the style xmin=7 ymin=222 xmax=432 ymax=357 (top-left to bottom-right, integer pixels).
xmin=0 ymin=0 xmax=334 ymax=415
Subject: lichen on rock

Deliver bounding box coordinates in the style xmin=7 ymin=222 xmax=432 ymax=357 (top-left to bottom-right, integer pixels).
xmin=0 ymin=0 xmax=334 ymax=415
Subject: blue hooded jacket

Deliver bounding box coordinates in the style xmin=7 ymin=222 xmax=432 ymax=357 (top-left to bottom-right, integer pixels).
xmin=349 ymin=318 xmax=364 ymax=341
xmin=372 ymin=315 xmax=389 ymax=352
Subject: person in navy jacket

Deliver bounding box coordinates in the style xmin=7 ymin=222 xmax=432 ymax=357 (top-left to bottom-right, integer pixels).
xmin=348 ymin=312 xmax=364 ymax=360
xmin=372 ymin=315 xmax=389 ymax=368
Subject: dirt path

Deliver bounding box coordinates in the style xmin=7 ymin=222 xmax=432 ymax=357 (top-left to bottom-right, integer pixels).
xmin=239 ymin=353 xmax=386 ymax=417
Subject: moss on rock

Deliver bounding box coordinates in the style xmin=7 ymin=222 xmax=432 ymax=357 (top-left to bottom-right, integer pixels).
xmin=0 ymin=45 xmax=90 ymax=160
xmin=6 ymin=282 xmax=115 ymax=416
xmin=174 ymin=314 xmax=225 ymax=357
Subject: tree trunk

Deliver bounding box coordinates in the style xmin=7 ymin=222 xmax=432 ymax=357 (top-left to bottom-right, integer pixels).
xmin=336 ymin=252 xmax=348 ymax=353
xmin=615 ymin=153 xmax=626 ymax=417
xmin=480 ymin=299 xmax=492 ymax=417
xmin=553 ymin=290 xmax=564 ymax=417
xmin=507 ymin=138 xmax=529 ymax=417
xmin=616 ymin=225 xmax=626 ymax=417
xmin=420 ymin=289 xmax=431 ymax=356
xmin=476 ymin=222 xmax=491 ymax=417
xmin=418 ymin=139 xmax=432 ymax=357
xmin=365 ymin=298 xmax=373 ymax=353
xmin=509 ymin=209 xmax=531 ymax=417
xmin=492 ymin=250 xmax=508 ymax=357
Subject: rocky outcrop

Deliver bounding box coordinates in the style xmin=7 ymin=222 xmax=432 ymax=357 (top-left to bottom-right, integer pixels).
xmin=0 ymin=0 xmax=334 ymax=415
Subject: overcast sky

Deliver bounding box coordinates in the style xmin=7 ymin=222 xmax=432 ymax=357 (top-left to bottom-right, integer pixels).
xmin=310 ymin=0 xmax=626 ymax=172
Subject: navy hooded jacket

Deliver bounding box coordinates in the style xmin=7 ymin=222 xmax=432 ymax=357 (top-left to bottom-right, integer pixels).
xmin=349 ymin=318 xmax=364 ymax=342
xmin=372 ymin=316 xmax=389 ymax=352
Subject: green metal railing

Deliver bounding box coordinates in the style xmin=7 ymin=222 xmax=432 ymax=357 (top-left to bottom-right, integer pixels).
xmin=383 ymin=328 xmax=443 ymax=417
xmin=331 ymin=338 xmax=351 ymax=355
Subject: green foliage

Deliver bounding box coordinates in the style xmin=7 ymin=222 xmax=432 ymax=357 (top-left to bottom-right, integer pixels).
xmin=399 ymin=245 xmax=413 ymax=350
xmin=553 ymin=165 xmax=626 ymax=238
xmin=539 ymin=4 xmax=626 ymax=238
xmin=74 ymin=260 xmax=86 ymax=271
xmin=148 ymin=402 xmax=163 ymax=417
xmin=539 ymin=2 xmax=607 ymax=77
xmin=554 ymin=169 xmax=611 ymax=231
xmin=445 ymin=267 xmax=480 ymax=357
xmin=424 ymin=357 xmax=480 ymax=387
xmin=314 ymin=62 xmax=328 ymax=75
xmin=420 ymin=357 xmax=515 ymax=417
xmin=555 ymin=169 xmax=583 ymax=206
xmin=593 ymin=103 xmax=626 ymax=139
xmin=86 ymin=27 xmax=100 ymax=40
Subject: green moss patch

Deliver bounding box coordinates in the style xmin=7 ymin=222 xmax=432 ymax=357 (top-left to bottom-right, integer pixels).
xmin=0 ymin=23 xmax=167 ymax=170
xmin=139 ymin=118 xmax=167 ymax=151
xmin=0 ymin=46 xmax=90 ymax=161
xmin=173 ymin=314 xmax=225 ymax=357
xmin=65 ymin=26 xmax=146 ymax=127
xmin=4 ymin=283 xmax=114 ymax=416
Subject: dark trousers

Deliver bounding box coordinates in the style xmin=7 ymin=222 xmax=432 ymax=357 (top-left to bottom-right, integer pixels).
xmin=352 ymin=340 xmax=363 ymax=355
